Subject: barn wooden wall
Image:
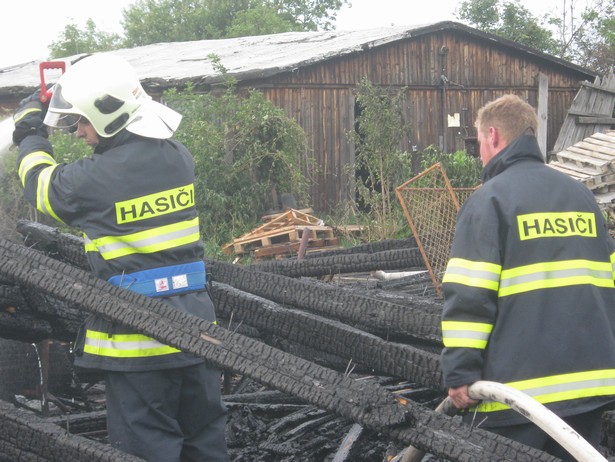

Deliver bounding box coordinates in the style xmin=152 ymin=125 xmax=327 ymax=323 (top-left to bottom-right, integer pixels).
xmin=249 ymin=30 xmax=590 ymax=211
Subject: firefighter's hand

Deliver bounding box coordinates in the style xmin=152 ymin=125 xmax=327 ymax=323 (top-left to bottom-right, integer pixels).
xmin=12 ymin=91 xmax=48 ymax=145
xmin=448 ymin=384 xmax=480 ymax=409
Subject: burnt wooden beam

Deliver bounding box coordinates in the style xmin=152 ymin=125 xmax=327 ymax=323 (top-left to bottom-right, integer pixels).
xmin=0 ymin=399 xmax=143 ymax=462
xmin=17 ymin=220 xmax=89 ymax=270
xmin=247 ymin=247 xmax=425 ymax=278
xmin=0 ymin=279 xmax=86 ymax=343
xmin=211 ymin=281 xmax=443 ymax=390
xmin=0 ymin=238 xmax=559 ymax=461
xmin=15 ymin=221 xmax=444 ymax=344
xmin=0 ymin=238 xmax=406 ymax=427
xmin=303 ymin=237 xmax=417 ymax=257
xmin=208 ymin=260 xmax=442 ymax=343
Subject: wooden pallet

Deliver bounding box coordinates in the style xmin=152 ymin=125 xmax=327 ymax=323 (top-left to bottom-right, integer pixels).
xmin=229 ymin=225 xmax=335 ymax=255
xmin=549 ymin=130 xmax=615 ymax=192
xmin=253 ymin=237 xmax=340 ymax=260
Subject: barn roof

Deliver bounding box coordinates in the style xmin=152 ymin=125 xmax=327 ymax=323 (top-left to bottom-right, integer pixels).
xmin=0 ymin=21 xmax=595 ymax=96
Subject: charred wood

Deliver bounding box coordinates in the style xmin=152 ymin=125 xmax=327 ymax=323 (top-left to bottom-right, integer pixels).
xmin=0 ymin=339 xmax=74 ymax=402
xmin=222 ymin=389 xmax=301 ymax=405
xmin=603 ymin=410 xmax=615 ymax=456
xmin=208 ymin=260 xmax=442 ymax=344
xmin=332 ymin=422 xmax=364 ymax=462
xmin=17 ymin=220 xmax=89 ymax=270
xmin=0 ymin=275 xmax=86 ymax=344
xmin=303 ymin=238 xmax=417 ymax=258
xmin=45 ymin=410 xmax=107 ymax=436
xmin=0 ymin=399 xmax=142 ymax=462
xmin=211 ymin=281 xmax=443 ymax=389
xmin=14 ymin=221 xmax=442 ymax=343
xmin=246 ymin=247 xmax=425 ymax=278
xmin=0 ymin=311 xmax=54 ymax=343
xmin=0 ymin=237 xmax=408 ymax=427
xmin=0 ymin=238 xmax=561 ymax=461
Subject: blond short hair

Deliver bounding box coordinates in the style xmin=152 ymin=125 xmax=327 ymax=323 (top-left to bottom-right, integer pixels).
xmin=475 ymin=94 xmax=538 ymax=144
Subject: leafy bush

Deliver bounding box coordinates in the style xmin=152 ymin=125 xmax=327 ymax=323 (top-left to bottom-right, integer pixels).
xmin=1 ymin=82 xmax=309 ymax=259
xmin=163 ymin=66 xmax=310 ymax=254
xmin=0 ymin=131 xmax=91 ymax=241
xmin=346 ymin=78 xmax=414 ymax=240
xmin=419 ymin=146 xmax=482 ymax=188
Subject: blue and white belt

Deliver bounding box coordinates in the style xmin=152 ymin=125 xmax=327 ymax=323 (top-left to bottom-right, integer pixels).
xmin=107 ymin=261 xmax=206 ymax=297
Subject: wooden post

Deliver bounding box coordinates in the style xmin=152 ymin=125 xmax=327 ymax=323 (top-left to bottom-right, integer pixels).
xmin=537 ymin=73 xmax=549 ymax=161
xmin=297 ymin=227 xmax=311 ymax=260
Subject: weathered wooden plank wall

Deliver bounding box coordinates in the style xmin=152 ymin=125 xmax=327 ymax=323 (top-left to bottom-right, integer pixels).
xmin=249 ymin=30 xmax=590 ymax=210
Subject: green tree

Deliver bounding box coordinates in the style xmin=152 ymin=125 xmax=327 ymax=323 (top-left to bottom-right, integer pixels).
xmin=227 ymin=5 xmax=297 ymax=38
xmin=548 ymin=0 xmax=614 ymax=73
xmin=122 ymin=0 xmax=350 ymax=47
xmin=270 ymin=0 xmax=348 ymax=31
xmin=457 ymin=0 xmax=614 ymax=73
xmin=164 ymin=58 xmax=310 ymax=253
xmin=457 ymin=0 xmax=559 ymax=54
xmin=348 ymin=78 xmax=414 ymax=240
xmin=49 ymin=19 xmax=123 ymax=58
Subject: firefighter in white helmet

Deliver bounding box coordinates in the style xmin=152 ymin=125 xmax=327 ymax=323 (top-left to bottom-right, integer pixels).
xmin=13 ymin=53 xmax=229 ymax=462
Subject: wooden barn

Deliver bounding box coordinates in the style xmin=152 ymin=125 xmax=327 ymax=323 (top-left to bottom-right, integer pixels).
xmin=0 ymin=21 xmax=596 ymax=212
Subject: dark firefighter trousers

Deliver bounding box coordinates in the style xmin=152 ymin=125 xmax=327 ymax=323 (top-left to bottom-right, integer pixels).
xmin=477 ymin=406 xmax=605 ymax=461
xmin=105 ymin=362 xmax=229 ymax=462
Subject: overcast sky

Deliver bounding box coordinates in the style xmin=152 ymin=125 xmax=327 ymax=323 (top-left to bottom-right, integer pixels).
xmin=0 ymin=0 xmax=574 ymax=69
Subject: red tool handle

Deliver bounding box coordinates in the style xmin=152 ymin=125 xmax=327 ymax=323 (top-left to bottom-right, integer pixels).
xmin=39 ymin=61 xmax=66 ymax=103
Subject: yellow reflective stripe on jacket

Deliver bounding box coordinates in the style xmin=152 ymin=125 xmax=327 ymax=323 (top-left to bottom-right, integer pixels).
xmin=499 ymin=259 xmax=614 ymax=297
xmin=14 ymin=107 xmax=42 ymax=124
xmin=83 ymin=329 xmax=180 ymax=358
xmin=476 ymin=369 xmax=615 ymax=412
xmin=83 ymin=234 xmax=97 ymax=253
xmin=611 ymin=252 xmax=615 ymax=279
xmin=442 ymin=258 xmax=501 ymax=291
xmin=36 ymin=164 xmax=65 ymax=224
xmin=18 ymin=151 xmax=56 ymax=186
xmin=441 ymin=321 xmax=493 ymax=349
xmin=87 ymin=217 xmax=200 ymax=260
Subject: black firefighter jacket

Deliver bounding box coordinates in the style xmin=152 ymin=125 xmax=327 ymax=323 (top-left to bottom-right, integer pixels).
xmin=441 ymin=134 xmax=615 ymax=427
xmin=17 ymin=130 xmax=216 ymax=372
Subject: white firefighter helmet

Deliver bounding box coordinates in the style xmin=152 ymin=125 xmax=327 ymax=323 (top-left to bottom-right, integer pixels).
xmin=44 ymin=53 xmax=181 ymax=139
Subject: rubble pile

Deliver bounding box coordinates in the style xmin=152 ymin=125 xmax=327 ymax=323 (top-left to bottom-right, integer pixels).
xmin=0 ymin=220 xmax=613 ymax=461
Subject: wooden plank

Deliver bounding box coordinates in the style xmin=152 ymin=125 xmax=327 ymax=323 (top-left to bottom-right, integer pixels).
xmin=580 ymin=80 xmax=615 ymax=95
xmin=252 ymin=237 xmax=340 ymax=259
xmin=576 ymin=117 xmax=615 ymax=125
xmin=582 ymin=172 xmax=615 ymax=190
xmin=229 ymin=225 xmax=337 ymax=255
xmin=537 ymin=73 xmax=548 ymax=160
xmin=261 ymin=208 xmax=314 ymax=222
xmin=235 ymin=225 xmax=334 ymax=244
xmin=582 ymin=136 xmax=615 ymax=150
xmin=555 ymin=150 xmax=610 ymax=172
xmin=575 ymin=141 xmax=615 ymax=157
xmin=565 ymin=145 xmax=615 ymax=161
xmin=591 ymin=131 xmax=615 ymax=143
xmin=547 ymin=162 xmax=592 ymax=180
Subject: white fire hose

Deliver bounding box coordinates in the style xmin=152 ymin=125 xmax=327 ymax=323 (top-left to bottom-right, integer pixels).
xmin=399 ymin=380 xmax=607 ymax=462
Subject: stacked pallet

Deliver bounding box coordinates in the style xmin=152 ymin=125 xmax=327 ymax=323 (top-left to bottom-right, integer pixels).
xmin=223 ymin=208 xmax=340 ymax=259
xmin=548 ymin=130 xmax=615 ymax=200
